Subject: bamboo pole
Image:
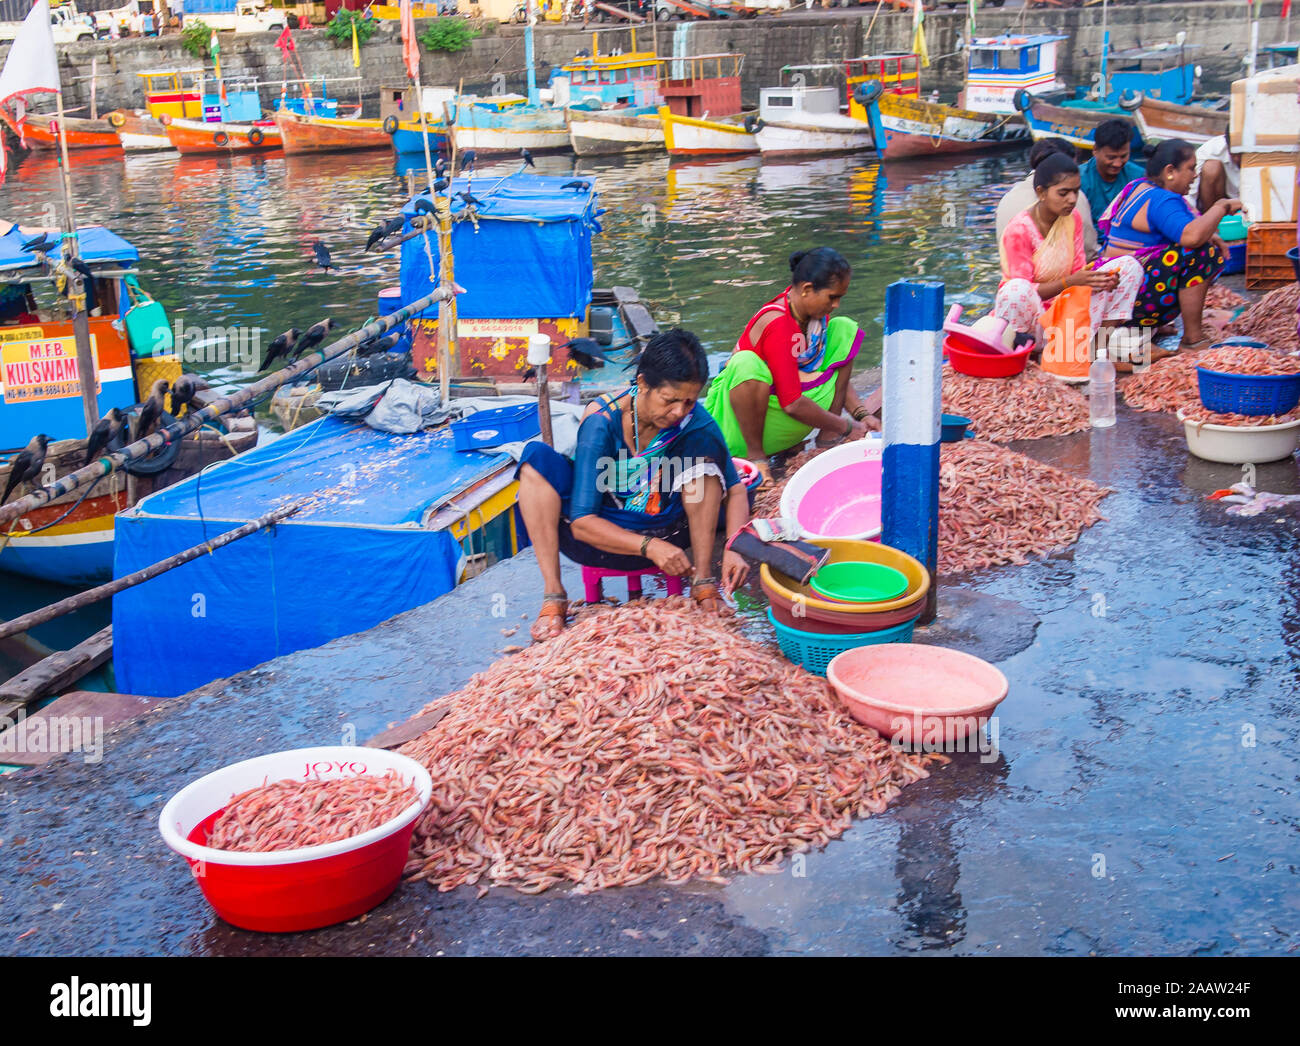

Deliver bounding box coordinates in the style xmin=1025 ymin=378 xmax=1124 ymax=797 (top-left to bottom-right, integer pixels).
xmin=0 ymin=287 xmax=453 ymax=529
xmin=53 ymin=86 xmax=99 ymax=437
xmin=0 ymin=501 xmax=308 ymax=641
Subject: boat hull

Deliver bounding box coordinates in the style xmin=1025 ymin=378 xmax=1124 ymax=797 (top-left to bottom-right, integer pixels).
xmin=567 ymin=110 xmax=664 ymax=156
xmin=867 ymin=94 xmax=1028 ymax=160
xmin=659 ymin=106 xmax=758 ymax=156
xmin=389 ymin=122 xmax=450 ymax=155
xmin=449 ymin=114 xmax=570 ymax=154
xmin=7 ymin=113 xmax=122 ymax=150
xmin=275 ymin=111 xmax=391 ymax=154
xmin=164 ymin=118 xmax=283 ymax=155
xmin=1016 ymin=98 xmax=1122 ymax=151
xmin=1131 ymin=97 xmax=1229 ymax=146
xmin=110 ymin=110 xmax=174 ymax=151
xmin=0 ymin=493 xmax=121 ymax=586
xmin=755 ymin=117 xmax=875 ymax=157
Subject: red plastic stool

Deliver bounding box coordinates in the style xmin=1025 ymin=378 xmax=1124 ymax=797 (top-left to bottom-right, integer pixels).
xmin=582 ymin=565 xmax=684 ymax=603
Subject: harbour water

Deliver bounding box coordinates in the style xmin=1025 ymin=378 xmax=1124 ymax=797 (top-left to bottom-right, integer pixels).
xmin=0 ymin=145 xmax=1023 ymax=673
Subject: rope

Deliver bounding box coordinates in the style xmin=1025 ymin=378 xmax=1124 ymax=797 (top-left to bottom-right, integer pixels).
xmin=2 ymin=471 xmax=106 ymax=539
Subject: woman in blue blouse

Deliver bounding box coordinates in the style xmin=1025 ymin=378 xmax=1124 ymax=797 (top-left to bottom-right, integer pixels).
xmin=1099 ymin=138 xmax=1242 ymax=350
xmin=517 ymin=329 xmax=752 ymax=640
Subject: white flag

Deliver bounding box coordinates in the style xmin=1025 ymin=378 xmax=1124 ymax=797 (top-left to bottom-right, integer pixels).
xmin=0 ymin=0 xmax=62 ymax=181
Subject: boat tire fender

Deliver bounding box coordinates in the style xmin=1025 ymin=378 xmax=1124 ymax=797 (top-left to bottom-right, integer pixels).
xmin=248 ymin=127 xmax=264 ymax=146
xmin=1118 ymin=90 xmax=1144 ymax=113
xmin=108 ymin=112 xmax=126 ymax=128
xmin=213 ymin=130 xmax=230 ymax=146
xmin=118 ymin=412 xmax=183 ymax=476
xmin=744 ymin=114 xmax=764 ymax=135
xmin=1013 ymin=89 xmax=1033 ymax=114
xmin=854 ymin=81 xmax=884 ymax=106
xmin=383 ymin=116 xmax=400 ymax=135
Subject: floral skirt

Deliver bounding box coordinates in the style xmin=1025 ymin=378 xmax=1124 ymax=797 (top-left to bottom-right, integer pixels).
xmin=1131 ymin=242 xmax=1226 ymax=327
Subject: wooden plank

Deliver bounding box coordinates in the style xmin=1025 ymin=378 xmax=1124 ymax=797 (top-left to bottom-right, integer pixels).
xmin=0 ymin=625 xmax=113 ymax=719
xmin=364 ymin=706 xmax=449 ymax=751
xmin=0 ymin=689 xmax=165 ymax=767
xmin=621 ymin=302 xmax=659 ymax=342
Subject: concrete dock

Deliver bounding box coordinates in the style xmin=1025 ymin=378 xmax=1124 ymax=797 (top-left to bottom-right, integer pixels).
xmin=2 ymin=404 xmax=1296 ymax=956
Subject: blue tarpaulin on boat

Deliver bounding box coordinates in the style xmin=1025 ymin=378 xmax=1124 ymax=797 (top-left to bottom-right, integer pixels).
xmin=112 ymin=416 xmax=513 ymax=698
xmin=0 ymin=224 xmax=139 ymax=270
xmin=399 ymin=173 xmax=598 ymax=321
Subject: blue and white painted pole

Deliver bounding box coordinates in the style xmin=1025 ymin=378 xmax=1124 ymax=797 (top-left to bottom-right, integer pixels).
xmin=882 ymin=280 xmax=944 ymax=625
xmin=525 ymin=2 xmax=539 ymax=106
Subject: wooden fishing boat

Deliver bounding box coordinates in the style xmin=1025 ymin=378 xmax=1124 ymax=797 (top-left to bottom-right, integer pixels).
xmin=2 ymin=111 xmax=121 ymax=150
xmin=961 ymin=34 xmax=1068 ymax=115
xmin=0 ymin=222 xmax=257 ymax=585
xmin=658 ymin=52 xmax=755 ymax=156
xmin=107 ymin=110 xmax=173 ymax=152
xmin=450 ymin=102 xmax=570 ymax=154
xmin=862 ymin=85 xmax=1028 ymax=160
xmin=274 ymin=111 xmax=389 ymax=154
xmin=567 ymin=108 xmax=664 ymax=156
xmin=1123 ymin=94 xmax=1229 ymax=146
xmin=1013 ymin=93 xmax=1136 ymax=152
xmin=660 ymin=108 xmax=757 ymax=156
xmin=164 ymin=117 xmax=282 ymax=155
xmin=753 ymin=75 xmax=874 ymax=157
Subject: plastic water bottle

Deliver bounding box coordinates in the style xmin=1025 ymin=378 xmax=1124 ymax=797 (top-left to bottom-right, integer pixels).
xmin=1089 ymin=348 xmax=1116 ymax=429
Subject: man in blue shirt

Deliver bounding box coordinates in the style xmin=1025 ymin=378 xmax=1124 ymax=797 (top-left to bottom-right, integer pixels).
xmin=1078 ymin=118 xmax=1145 ymax=228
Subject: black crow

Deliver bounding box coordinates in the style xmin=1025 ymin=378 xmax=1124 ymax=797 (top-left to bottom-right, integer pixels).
xmin=414 ymin=198 xmax=436 ymax=216
xmin=168 ymin=373 xmax=207 ymax=416
xmin=520 ymin=148 xmax=535 ymax=168
xmin=83 ymin=408 xmax=124 ymax=465
xmin=460 ymin=150 xmax=476 ymax=173
xmin=2 ymin=434 xmax=49 ymax=505
xmin=561 ymin=179 xmax=591 ymax=191
xmin=358 ymin=331 xmax=401 ymax=356
xmin=133 ymin=379 xmax=170 ymax=440
xmin=312 ymin=241 xmax=334 ymax=271
xmin=457 ymin=191 xmax=484 ymax=209
xmin=21 ymin=233 xmax=54 ymax=254
xmin=433 ymin=176 xmax=449 ymax=194
xmin=290 ymin=318 xmax=336 ymax=359
xmin=263 ymin=328 xmax=301 ymax=369
xmin=565 ymin=337 xmax=605 ymax=370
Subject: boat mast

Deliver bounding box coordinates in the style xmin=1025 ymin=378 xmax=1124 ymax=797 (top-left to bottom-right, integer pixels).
xmin=1099 ymin=0 xmax=1109 ymax=101
xmin=53 ymin=84 xmax=99 ymax=436
xmin=525 ymin=0 xmax=538 ymax=106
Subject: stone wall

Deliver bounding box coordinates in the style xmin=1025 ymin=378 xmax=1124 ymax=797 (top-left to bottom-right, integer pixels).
xmin=0 ymin=3 xmax=1290 ymax=117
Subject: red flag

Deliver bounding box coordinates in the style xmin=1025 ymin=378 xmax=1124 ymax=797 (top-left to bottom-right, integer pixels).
xmin=1283 ymin=0 xmax=1292 ymax=17
xmin=275 ymin=25 xmax=295 ymax=54
xmin=400 ymin=0 xmax=419 ymax=82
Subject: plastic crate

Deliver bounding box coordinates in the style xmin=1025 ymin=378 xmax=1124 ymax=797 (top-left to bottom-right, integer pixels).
xmin=1245 ymin=222 xmax=1298 ymax=291
xmin=451 ymin=403 xmax=540 ymax=451
xmin=767 ymin=609 xmax=914 ymax=677
xmin=1196 ymin=367 xmax=1300 ymax=416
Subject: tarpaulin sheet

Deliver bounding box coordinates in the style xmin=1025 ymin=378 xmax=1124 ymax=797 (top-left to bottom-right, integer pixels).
xmin=0 ymin=224 xmax=139 ymax=270
xmin=112 ymin=417 xmax=514 ymax=697
xmin=400 ymin=173 xmax=598 ymax=321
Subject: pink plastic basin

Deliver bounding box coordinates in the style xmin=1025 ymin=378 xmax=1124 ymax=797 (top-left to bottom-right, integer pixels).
xmin=826 ymin=644 xmax=1009 ymax=746
xmin=796 ymin=459 xmax=882 ymax=539
xmin=159 ymin=746 xmax=433 ymax=933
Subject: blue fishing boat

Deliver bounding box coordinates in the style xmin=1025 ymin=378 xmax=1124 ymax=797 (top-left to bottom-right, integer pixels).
xmin=0 ymin=222 xmax=256 ymax=585
xmin=111 ymin=415 xmax=530 ymax=698
xmin=962 ymin=34 xmax=1067 ymax=115
xmin=399 ymin=173 xmax=657 ymax=389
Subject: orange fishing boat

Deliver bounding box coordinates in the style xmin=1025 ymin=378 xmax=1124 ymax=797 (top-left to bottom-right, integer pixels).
xmin=273 ymin=111 xmax=389 ymax=154
xmin=2 ymin=111 xmax=122 ymax=150
xmin=163 ymin=116 xmax=282 ymax=155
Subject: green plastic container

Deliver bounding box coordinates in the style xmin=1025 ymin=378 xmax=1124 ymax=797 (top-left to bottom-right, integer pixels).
xmin=1218 ymin=213 xmax=1249 ymax=241
xmin=809 ymin=561 xmax=909 ymax=604
xmin=123 ymin=277 xmax=173 ymax=358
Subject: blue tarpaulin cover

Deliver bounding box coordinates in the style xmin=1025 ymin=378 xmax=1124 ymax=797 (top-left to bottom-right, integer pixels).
xmin=112 ymin=416 xmax=513 ymax=698
xmin=0 ymin=224 xmax=139 ymax=270
xmin=399 ymin=173 xmax=598 ymax=322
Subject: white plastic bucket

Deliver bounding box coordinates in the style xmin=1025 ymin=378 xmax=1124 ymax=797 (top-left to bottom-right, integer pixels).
xmin=1178 ymin=411 xmax=1300 ymax=465
xmin=780 ymin=436 xmax=885 ymax=541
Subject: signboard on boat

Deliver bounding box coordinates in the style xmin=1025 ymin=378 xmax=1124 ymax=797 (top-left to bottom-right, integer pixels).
xmin=0 ymin=334 xmax=99 ymax=403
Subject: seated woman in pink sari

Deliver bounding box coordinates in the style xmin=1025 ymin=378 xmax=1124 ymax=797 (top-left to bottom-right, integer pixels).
xmin=994 ymin=154 xmax=1144 ymax=360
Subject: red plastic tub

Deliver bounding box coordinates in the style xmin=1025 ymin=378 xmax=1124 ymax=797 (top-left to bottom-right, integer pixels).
xmin=159 ymin=747 xmax=433 ymax=933
xmin=945 ymin=339 xmax=1031 ymax=378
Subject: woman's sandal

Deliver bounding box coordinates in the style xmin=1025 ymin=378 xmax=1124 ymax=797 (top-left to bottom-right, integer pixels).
xmin=529 ymin=593 xmax=568 ymax=642
xmin=691 ymin=579 xmax=723 ymax=613
xmin=1177 ymin=337 xmax=1211 ymax=352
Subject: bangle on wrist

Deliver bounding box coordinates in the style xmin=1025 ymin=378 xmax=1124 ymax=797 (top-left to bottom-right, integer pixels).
xmin=639 ymin=535 xmax=652 ymax=558
xmin=842 ymin=416 xmax=854 ymax=436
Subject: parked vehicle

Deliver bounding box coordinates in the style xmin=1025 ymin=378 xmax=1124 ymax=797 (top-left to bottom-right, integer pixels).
xmin=180 ymin=0 xmax=285 ymax=32
xmin=0 ymin=3 xmax=95 ymax=43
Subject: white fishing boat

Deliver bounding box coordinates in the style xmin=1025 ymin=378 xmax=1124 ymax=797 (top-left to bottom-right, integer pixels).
xmin=752 ymin=79 xmax=875 ymax=157
xmin=567 ymin=108 xmax=664 ymax=157
xmin=657 ymin=52 xmax=755 ymax=157
xmin=659 ymin=107 xmax=757 ymax=156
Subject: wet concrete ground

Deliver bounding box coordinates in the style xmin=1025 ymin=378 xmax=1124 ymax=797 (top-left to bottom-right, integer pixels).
xmin=2 ymin=405 xmax=1298 ymax=956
